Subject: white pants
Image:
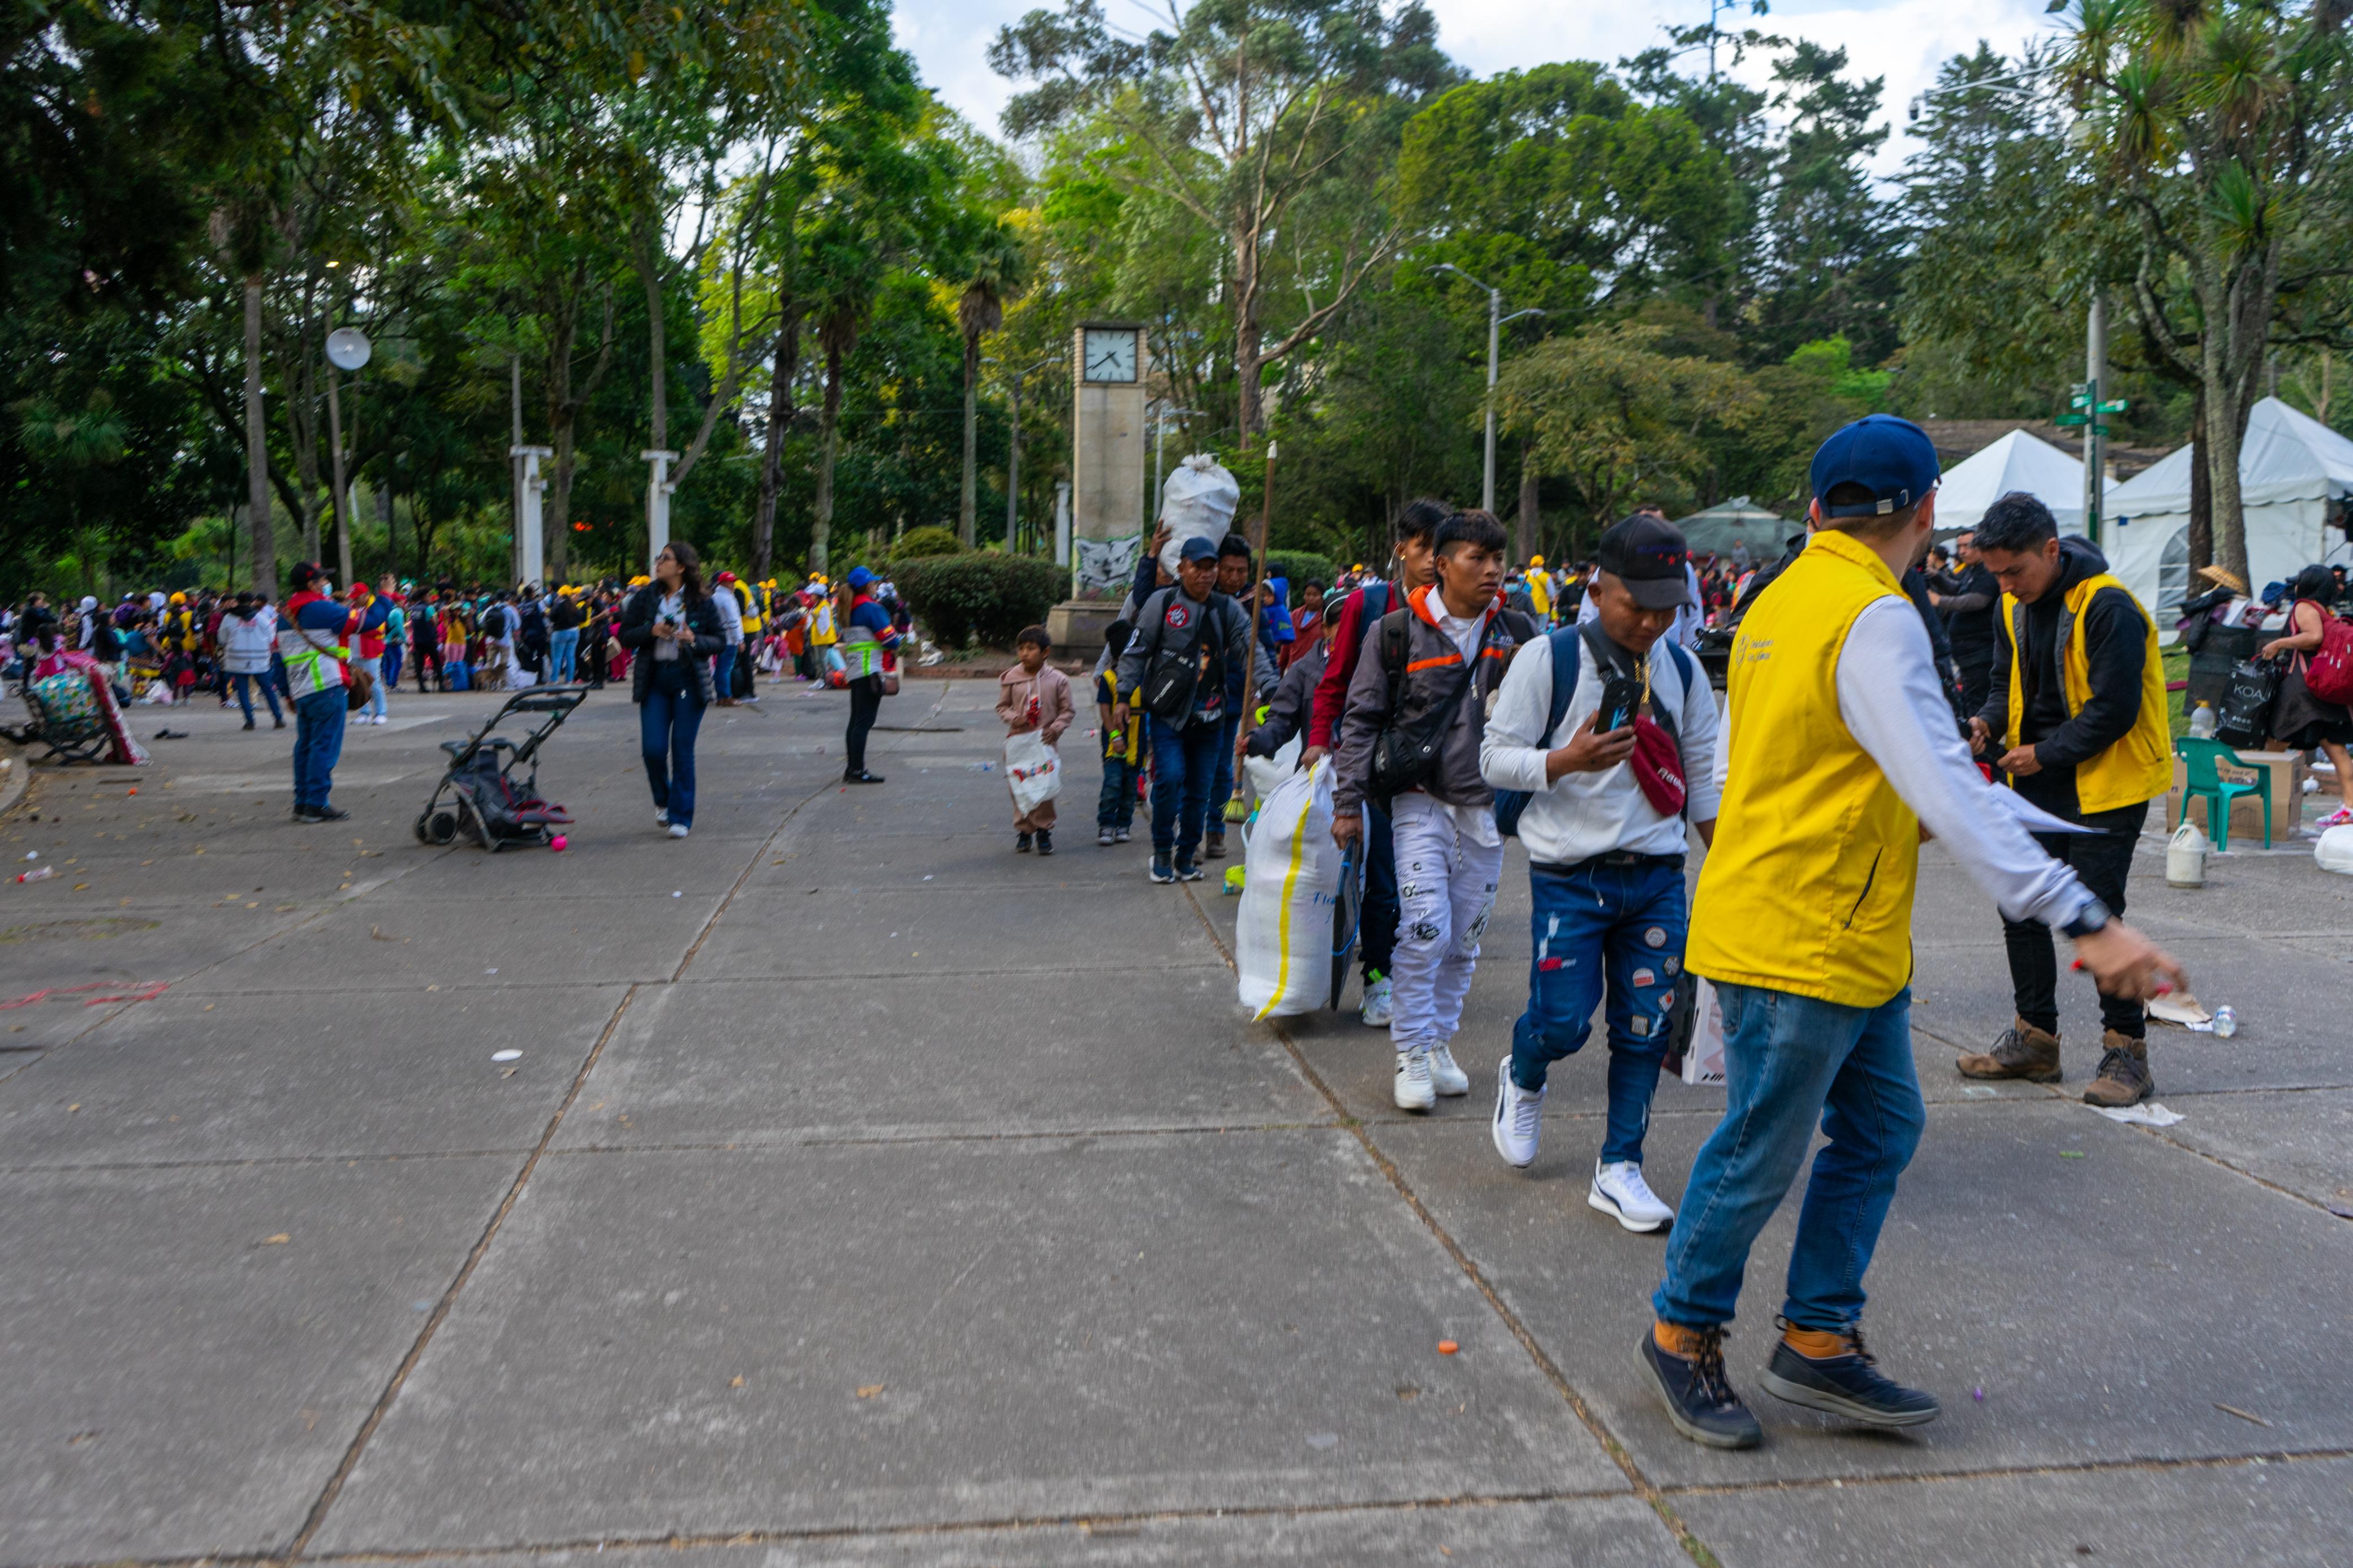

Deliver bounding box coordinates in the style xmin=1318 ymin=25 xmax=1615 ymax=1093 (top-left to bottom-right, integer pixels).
xmin=1387 ymin=793 xmax=1503 ymax=1055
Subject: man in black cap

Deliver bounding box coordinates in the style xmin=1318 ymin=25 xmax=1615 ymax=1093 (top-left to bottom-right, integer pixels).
xmin=1481 ymin=513 xmax=1723 ymax=1234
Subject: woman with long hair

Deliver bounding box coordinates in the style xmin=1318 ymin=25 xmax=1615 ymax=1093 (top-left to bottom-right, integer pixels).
xmin=617 ymin=541 xmax=726 ymax=838
xmin=2264 ymin=563 xmax=2353 ymax=828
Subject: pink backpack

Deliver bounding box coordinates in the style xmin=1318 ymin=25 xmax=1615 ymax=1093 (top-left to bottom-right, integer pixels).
xmin=2300 ymin=599 xmax=2353 ymax=706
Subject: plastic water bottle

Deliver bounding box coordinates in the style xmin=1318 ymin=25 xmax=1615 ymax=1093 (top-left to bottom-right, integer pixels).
xmin=2189 ymin=702 xmax=2217 ymax=738
xmin=11 ymin=865 xmax=55 ymax=883
xmin=2212 ymin=1004 xmax=2237 ymax=1038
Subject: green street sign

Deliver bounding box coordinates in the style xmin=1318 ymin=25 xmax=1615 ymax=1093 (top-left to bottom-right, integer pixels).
xmin=2055 ymin=412 xmax=2089 ymax=426
xmin=2097 ymin=399 xmax=2129 ymax=413
xmin=2070 ymin=392 xmax=2093 ymax=409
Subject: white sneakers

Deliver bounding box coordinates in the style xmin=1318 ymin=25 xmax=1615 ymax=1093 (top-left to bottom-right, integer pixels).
xmin=1491 ymin=1059 xmax=1544 ymax=1167
xmin=667 ymin=823 xmax=691 ymax=840
xmin=1427 ymin=1043 xmax=1470 ymax=1097
xmin=654 ymin=809 xmax=669 ymax=827
xmin=1589 ymin=1161 xmax=1675 ymax=1233
xmin=1392 ymin=1049 xmax=1435 ymax=1111
xmin=1360 ymin=975 xmax=1393 ymax=1029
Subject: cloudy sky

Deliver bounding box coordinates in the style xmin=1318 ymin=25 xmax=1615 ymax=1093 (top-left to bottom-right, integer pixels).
xmin=893 ymin=0 xmax=2070 ymax=176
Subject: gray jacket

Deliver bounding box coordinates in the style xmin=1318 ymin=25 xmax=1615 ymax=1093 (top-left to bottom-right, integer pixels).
xmin=1114 ymin=585 xmax=1252 ymax=731
xmin=1333 ymin=589 xmax=1523 ymax=814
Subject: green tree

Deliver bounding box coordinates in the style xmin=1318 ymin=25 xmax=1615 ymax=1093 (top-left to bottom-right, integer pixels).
xmin=954 ymin=220 xmax=1028 ymax=546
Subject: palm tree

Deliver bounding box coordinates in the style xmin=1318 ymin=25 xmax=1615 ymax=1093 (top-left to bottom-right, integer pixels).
xmin=955 ymin=221 xmax=1026 ymax=548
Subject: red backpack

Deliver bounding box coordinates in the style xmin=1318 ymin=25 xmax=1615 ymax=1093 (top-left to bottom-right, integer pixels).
xmin=2300 ymin=598 xmax=2353 ymax=706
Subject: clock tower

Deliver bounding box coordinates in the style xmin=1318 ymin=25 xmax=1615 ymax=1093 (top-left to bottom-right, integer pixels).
xmin=1049 ymin=319 xmax=1151 ymax=655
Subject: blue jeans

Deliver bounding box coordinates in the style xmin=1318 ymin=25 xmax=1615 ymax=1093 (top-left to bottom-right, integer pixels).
xmin=1653 ymin=982 xmax=1925 ymax=1333
xmin=639 ymin=665 xmax=705 ymax=827
xmin=1207 ymin=711 xmax=1240 ymax=833
xmin=549 ymin=627 xmax=579 ymax=683
xmin=1148 ymin=719 xmax=1222 ymax=859
xmin=381 ymin=645 xmax=403 ymax=689
xmin=361 ymin=656 xmax=389 ymax=720
xmin=1097 ymin=753 xmax=1137 ymax=829
xmin=230 ymin=671 xmax=282 ymax=726
xmin=1511 ymin=857 xmax=1687 ymax=1166
xmin=291 ymin=688 xmax=347 ymax=810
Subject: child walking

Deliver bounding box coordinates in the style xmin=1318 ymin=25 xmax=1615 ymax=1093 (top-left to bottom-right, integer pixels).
xmin=1095 ymin=621 xmax=1141 ymax=846
xmin=998 ymin=625 xmax=1075 ymax=854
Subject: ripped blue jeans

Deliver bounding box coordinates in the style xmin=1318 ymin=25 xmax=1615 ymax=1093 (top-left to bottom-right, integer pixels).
xmin=1509 ymin=854 xmax=1687 ymax=1166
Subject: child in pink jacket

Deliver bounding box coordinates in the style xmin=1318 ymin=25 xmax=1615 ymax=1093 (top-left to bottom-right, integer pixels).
xmin=997 ymin=624 xmax=1075 ymax=854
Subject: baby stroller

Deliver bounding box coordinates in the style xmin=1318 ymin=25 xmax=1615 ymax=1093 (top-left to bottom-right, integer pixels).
xmin=413 ymin=685 xmax=584 ymax=850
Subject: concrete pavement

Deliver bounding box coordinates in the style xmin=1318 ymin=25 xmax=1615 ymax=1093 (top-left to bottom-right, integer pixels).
xmin=2 ymin=675 xmax=2348 ymax=1566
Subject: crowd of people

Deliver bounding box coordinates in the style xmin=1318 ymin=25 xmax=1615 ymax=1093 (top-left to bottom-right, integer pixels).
xmin=968 ymin=413 xmax=2353 ymax=1457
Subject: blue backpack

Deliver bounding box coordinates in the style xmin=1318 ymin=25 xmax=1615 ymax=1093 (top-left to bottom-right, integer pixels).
xmin=1493 ymin=626 xmax=1692 ymax=839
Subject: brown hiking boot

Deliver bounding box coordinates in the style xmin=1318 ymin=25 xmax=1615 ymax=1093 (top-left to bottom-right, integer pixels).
xmin=1956 ymin=1017 xmax=2062 ymax=1082
xmin=2083 ymin=1032 xmax=2154 ymax=1107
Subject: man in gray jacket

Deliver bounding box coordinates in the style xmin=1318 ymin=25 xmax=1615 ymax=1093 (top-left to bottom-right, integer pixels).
xmin=1111 ymin=535 xmax=1253 ymax=884
xmin=1333 ymin=510 xmax=1522 ymax=1111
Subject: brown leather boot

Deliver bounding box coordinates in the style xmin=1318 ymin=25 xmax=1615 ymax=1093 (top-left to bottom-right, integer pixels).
xmin=1955 ymin=1017 xmax=2062 ymax=1082
xmin=2083 ymin=1031 xmax=2154 ymax=1107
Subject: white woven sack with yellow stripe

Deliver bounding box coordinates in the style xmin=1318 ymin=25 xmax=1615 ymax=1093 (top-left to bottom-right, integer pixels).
xmin=1236 ymin=757 xmax=1346 ymax=1020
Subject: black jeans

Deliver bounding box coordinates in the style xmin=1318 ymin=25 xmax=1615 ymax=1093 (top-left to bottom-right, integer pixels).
xmin=412 ymin=641 xmax=443 ymax=693
xmin=845 ymin=676 xmax=882 ymax=771
xmin=2002 ymin=796 xmax=2148 ymax=1040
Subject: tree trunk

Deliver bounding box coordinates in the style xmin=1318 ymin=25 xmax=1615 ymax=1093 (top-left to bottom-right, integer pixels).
xmin=243 ymin=278 xmax=275 ymax=593
xmin=641 ymin=229 xmax=668 ymax=456
xmin=1232 ymin=218 xmax=1264 ymax=444
xmin=1516 ymin=451 xmax=1540 ymax=563
xmin=2187 ymin=389 xmax=2212 ymax=572
xmin=752 ymin=315 xmax=800 ymax=581
xmin=959 ymin=331 xmax=980 ymax=547
xmin=284 ymin=335 xmax=324 ymax=563
xmin=375 ymin=479 xmax=394 ymax=576
xmin=811 ymin=341 xmax=842 ymax=573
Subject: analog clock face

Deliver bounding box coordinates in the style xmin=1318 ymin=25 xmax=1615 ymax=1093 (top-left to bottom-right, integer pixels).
xmin=1083 ymin=328 xmax=1139 ymax=383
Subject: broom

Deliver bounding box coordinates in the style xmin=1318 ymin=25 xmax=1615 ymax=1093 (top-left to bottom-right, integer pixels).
xmin=1226 ymin=441 xmax=1277 ymax=823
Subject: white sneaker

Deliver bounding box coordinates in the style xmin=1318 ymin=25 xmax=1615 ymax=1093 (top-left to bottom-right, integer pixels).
xmin=1427 ymin=1042 xmax=1470 ymax=1096
xmin=1360 ymin=975 xmax=1393 ymax=1029
xmin=1393 ymin=1049 xmax=1436 ymax=1112
xmin=1492 ymin=1059 xmax=1544 ymax=1167
xmin=1588 ymin=1161 xmax=1675 ymax=1233
xmin=654 ymin=809 xmax=669 ymax=828
xmin=667 ymin=822 xmax=691 ymax=839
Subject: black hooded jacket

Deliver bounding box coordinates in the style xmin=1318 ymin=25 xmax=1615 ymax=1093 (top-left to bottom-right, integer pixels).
xmin=1977 ymin=536 xmax=2148 ymax=781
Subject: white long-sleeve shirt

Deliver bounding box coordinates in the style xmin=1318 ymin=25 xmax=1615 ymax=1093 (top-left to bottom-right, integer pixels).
xmin=1481 ymin=630 xmax=1722 ymax=865
xmin=1712 ymin=595 xmax=2094 ymax=930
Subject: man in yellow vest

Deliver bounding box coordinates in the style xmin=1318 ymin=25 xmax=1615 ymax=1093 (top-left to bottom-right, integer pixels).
xmin=1956 ymin=493 xmax=2174 ymax=1106
xmin=1640 ymin=416 xmax=2183 ymax=1450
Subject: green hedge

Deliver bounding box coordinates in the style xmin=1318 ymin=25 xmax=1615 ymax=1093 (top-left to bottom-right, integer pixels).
xmin=1265 ymin=549 xmax=1339 ymax=591
xmin=897 ymin=555 xmax=1068 ymax=650
xmin=893 ymin=525 xmax=963 ymax=561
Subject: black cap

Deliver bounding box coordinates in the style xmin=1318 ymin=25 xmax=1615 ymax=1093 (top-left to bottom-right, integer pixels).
xmin=1595 ymin=515 xmax=1694 ymax=611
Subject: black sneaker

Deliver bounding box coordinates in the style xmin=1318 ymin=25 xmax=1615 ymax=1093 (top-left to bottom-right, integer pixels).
xmin=309 ymin=805 xmax=352 ymax=823
xmin=843 ymin=768 xmax=885 ymax=785
xmin=1149 ymin=854 xmax=1176 ymax=884
xmin=1761 ymin=1323 xmax=1940 ymax=1428
xmin=1114 ymin=826 xmax=1131 ymax=843
xmin=1174 ymin=854 xmax=1204 ymax=882
xmin=1204 ymin=832 xmax=1227 ymax=860
xmin=1035 ymin=830 xmax=1054 ymax=856
xmin=1016 ymin=832 xmax=1033 ymax=853
xmin=1097 ymin=825 xmax=1115 ymax=846
xmin=1637 ymin=1325 xmax=1762 ymax=1449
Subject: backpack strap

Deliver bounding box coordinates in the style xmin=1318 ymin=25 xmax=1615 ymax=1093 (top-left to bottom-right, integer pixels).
xmin=1380 ymin=607 xmax=1410 ymax=723
xmin=1539 ymin=627 xmax=1582 ymax=747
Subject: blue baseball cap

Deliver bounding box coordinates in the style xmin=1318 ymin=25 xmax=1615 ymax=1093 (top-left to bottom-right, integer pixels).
xmin=846 ymin=566 xmax=874 ymax=590
xmin=1809 ymin=415 xmax=1940 ymax=519
xmin=1179 ymin=535 xmax=1219 ymax=564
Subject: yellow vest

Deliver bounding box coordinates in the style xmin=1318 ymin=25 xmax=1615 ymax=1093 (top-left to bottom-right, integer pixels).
xmin=735 ymin=583 xmax=762 ymax=633
xmin=1996 ymin=573 xmax=2171 ymax=815
xmin=1688 ymin=528 xmax=1920 ymax=1008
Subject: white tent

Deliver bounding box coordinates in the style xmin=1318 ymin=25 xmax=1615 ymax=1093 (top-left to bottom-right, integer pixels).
xmin=1935 ymin=428 xmax=2113 ymax=537
xmin=2108 ymin=397 xmax=2353 ymax=616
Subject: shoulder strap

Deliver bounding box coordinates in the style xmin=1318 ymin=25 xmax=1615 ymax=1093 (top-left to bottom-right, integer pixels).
xmin=1539 ymin=627 xmax=1582 ymax=746
xmin=1380 ymin=608 xmax=1410 ymax=719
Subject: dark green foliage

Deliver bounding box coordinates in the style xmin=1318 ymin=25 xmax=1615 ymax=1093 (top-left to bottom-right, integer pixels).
xmin=897 ymin=554 xmax=1068 ymax=649
xmin=894 ymin=525 xmax=964 ymax=560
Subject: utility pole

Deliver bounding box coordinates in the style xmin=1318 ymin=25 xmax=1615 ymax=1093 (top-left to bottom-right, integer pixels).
xmin=1433 ymin=263 xmax=1542 ymax=516
xmin=2058 ymin=293 xmax=2124 ymax=547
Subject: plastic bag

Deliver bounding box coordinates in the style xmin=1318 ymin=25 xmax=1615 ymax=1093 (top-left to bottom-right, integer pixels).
xmin=1242 ymin=733 xmax=1302 ymax=801
xmin=1236 ymin=758 xmax=1347 ymax=1020
xmin=2318 ymin=824 xmax=2353 ymax=876
xmin=1680 ymin=977 xmax=1727 ymax=1086
xmin=1158 ymin=453 xmax=1240 ymax=576
xmin=1005 ymin=731 xmax=1062 ymax=815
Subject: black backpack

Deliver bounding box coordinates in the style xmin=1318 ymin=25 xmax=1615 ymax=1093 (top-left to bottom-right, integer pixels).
xmin=1140 ymin=590 xmax=1235 ymax=724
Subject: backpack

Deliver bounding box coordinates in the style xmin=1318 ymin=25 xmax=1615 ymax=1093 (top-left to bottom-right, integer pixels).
xmin=1367 ymin=605 xmax=1488 ymax=804
xmin=1493 ymin=628 xmax=1694 ymax=839
xmin=1139 ymin=590 xmax=1237 ymax=724
xmin=2299 ymin=599 xmax=2353 ymax=706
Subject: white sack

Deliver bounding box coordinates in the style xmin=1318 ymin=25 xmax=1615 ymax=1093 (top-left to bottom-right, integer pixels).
xmin=1160 ymin=453 xmax=1240 ymax=576
xmin=1236 ymin=758 xmax=1346 ymax=1019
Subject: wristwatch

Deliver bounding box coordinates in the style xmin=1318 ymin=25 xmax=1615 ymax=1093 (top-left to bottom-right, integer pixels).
xmin=2060 ymin=897 xmax=2112 ymax=939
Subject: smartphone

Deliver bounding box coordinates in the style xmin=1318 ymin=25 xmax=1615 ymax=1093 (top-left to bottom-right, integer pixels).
xmin=1597 ymin=673 xmax=1641 ymax=735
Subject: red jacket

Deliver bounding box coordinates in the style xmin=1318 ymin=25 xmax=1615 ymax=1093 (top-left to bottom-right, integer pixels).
xmin=1308 ymin=583 xmax=1389 ymax=750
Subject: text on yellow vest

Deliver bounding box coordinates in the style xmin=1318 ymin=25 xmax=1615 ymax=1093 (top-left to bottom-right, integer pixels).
xmin=1687 ymin=528 xmax=1920 ymax=1008
xmin=1996 ymin=572 xmax=2171 ymax=815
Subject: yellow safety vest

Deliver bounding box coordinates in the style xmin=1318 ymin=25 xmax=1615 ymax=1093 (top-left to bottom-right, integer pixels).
xmin=1997 ymin=572 xmax=2171 ymax=815
xmin=811 ymin=598 xmax=836 ymax=646
xmin=1688 ymin=528 xmax=1921 ymax=1008
xmin=735 ymin=583 xmax=762 ymax=633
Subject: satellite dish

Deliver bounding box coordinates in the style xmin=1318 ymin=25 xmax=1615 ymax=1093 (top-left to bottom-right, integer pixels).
xmin=326 ymin=327 xmax=372 ymax=372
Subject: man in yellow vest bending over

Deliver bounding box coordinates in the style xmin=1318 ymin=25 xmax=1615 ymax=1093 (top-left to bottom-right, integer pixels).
xmin=1641 ymin=416 xmax=2184 ymax=1450
xmin=1955 ymin=493 xmax=2174 ymax=1107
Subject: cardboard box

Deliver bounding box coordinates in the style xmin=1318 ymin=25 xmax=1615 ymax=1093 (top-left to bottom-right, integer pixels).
xmin=2168 ymin=749 xmax=2305 ymax=845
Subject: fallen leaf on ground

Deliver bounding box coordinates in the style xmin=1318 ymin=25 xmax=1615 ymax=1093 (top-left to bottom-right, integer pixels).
xmin=856 ymin=1384 xmax=885 ymax=1398
xmin=260 ymin=1233 xmax=290 ymax=1245
xmin=730 ymin=1376 xmax=745 ymax=1388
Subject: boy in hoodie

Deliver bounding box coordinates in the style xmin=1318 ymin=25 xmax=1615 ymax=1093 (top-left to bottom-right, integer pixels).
xmin=1959 ymin=493 xmax=2173 ymax=1107
xmin=999 ymin=625 xmax=1075 ymax=854
xmin=1332 ymin=509 xmax=1522 ymax=1111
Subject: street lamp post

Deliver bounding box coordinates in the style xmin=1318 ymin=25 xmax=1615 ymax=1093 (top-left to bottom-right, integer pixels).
xmin=993 ymin=356 xmax=1056 ymax=554
xmin=1433 ymin=263 xmax=1542 ymax=516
